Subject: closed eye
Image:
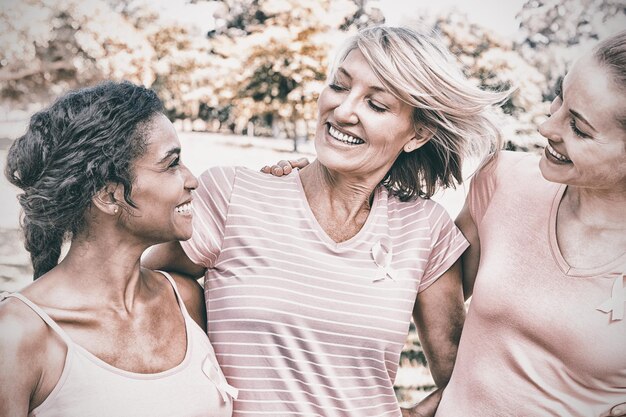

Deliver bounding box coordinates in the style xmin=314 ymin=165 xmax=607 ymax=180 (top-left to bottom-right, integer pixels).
xmin=367 ymin=100 xmax=387 ymax=113
xmin=329 ymin=83 xmax=347 ymax=92
xmin=569 ymin=119 xmax=590 ymax=138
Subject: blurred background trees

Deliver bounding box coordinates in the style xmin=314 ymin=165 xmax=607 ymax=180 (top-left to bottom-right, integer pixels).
xmin=2 ymin=0 xmax=624 ymax=149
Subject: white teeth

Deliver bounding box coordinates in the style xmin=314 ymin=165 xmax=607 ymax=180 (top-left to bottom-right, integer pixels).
xmin=546 ymin=144 xmax=571 ymax=162
xmin=328 ymin=125 xmax=364 ymax=145
xmin=175 ymin=203 xmax=192 ymax=214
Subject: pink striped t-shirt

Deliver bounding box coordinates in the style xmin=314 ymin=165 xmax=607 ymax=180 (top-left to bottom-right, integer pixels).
xmin=181 ymin=166 xmax=468 ymax=417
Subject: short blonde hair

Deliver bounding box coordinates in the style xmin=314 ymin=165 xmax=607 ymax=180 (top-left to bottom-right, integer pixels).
xmin=331 ymin=25 xmax=509 ymax=200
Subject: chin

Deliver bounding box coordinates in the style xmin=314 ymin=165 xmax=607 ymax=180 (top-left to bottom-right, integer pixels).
xmin=176 ymin=228 xmax=193 ymax=241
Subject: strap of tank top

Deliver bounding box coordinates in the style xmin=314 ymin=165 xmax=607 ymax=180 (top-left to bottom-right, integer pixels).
xmin=156 ymin=270 xmax=194 ymax=321
xmin=1 ymin=293 xmax=74 ymax=346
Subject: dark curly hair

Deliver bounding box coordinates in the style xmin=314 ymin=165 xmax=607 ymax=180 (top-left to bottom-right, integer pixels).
xmin=5 ymin=81 xmax=163 ymax=279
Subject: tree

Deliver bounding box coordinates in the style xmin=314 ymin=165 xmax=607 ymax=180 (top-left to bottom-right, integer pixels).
xmin=0 ymin=0 xmax=155 ymax=108
xmin=433 ymin=11 xmax=549 ymax=150
xmin=206 ymin=0 xmax=383 ymax=148
xmin=517 ymin=0 xmax=626 ymax=100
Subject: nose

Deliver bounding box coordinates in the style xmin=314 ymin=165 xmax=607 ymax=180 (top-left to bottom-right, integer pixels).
xmin=333 ymin=94 xmax=359 ymax=125
xmin=537 ymin=114 xmax=561 ymax=142
xmin=182 ymin=164 xmax=198 ymax=191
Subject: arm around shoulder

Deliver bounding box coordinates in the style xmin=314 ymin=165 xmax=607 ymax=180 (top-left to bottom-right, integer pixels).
xmin=143 ymin=241 xmax=206 ymax=278
xmin=167 ymin=272 xmax=207 ymax=332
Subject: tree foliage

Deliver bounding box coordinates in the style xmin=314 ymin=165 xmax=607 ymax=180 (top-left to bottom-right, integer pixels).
xmin=433 ymin=11 xmax=549 ymax=150
xmin=2 ymin=0 xmax=623 ymax=148
xmin=206 ymin=0 xmax=383 ymax=138
xmin=0 ymin=0 xmax=154 ymax=106
xmin=517 ymin=0 xmax=626 ymax=100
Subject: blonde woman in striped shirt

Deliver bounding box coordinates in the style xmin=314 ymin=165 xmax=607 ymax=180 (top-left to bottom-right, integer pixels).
xmin=145 ymin=26 xmax=507 ymax=416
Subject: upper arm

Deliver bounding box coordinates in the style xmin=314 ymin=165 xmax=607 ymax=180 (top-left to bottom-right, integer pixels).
xmin=0 ymin=300 xmax=48 ymax=416
xmin=143 ymin=241 xmax=206 ymax=278
xmin=412 ymin=259 xmax=465 ymax=388
xmin=456 ymin=153 xmax=500 ymax=300
xmin=168 ymin=272 xmax=207 ymax=332
xmin=455 ymin=200 xmax=480 ymax=300
xmin=178 ymin=166 xmax=237 ymax=268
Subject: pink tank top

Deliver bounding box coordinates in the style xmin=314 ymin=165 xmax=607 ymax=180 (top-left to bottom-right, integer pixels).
xmin=4 ymin=271 xmax=236 ymax=417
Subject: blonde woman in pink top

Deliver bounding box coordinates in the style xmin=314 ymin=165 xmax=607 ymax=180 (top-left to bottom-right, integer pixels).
xmin=435 ymin=31 xmax=626 ymax=417
xmin=0 ymin=82 xmax=235 ymax=416
xmin=145 ymin=26 xmax=507 ymax=417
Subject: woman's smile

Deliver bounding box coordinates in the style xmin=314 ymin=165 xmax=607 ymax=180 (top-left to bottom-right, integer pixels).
xmin=327 ymin=123 xmax=365 ymax=145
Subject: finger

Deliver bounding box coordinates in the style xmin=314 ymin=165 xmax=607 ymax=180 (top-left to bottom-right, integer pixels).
xmin=277 ymin=160 xmax=292 ymax=175
xmin=271 ymin=165 xmax=284 ymax=177
xmin=291 ymin=157 xmax=310 ymax=169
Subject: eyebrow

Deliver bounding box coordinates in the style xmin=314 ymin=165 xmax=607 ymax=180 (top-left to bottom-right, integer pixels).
xmin=157 ymin=147 xmax=181 ymax=164
xmin=336 ymin=67 xmax=387 ymax=93
xmin=571 ymin=109 xmax=597 ymax=132
xmin=556 ymin=76 xmax=597 ymax=133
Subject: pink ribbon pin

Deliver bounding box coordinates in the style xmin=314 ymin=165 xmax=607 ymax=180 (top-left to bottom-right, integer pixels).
xmin=597 ymin=274 xmax=626 ymax=321
xmin=371 ymin=239 xmax=399 ymax=282
xmin=202 ymin=356 xmax=238 ymax=403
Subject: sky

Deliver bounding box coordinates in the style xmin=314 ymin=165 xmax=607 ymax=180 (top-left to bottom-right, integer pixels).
xmin=378 ymin=0 xmax=528 ymax=39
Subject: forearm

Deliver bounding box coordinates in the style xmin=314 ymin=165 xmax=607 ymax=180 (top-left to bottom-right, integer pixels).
xmin=413 ymin=261 xmax=465 ymax=386
xmin=142 ymin=241 xmax=206 ymax=278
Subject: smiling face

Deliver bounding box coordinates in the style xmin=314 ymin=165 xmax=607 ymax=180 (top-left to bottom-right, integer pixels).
xmin=120 ymin=114 xmax=198 ymax=244
xmin=538 ymin=53 xmax=626 ymax=193
xmin=314 ymin=49 xmax=424 ymax=181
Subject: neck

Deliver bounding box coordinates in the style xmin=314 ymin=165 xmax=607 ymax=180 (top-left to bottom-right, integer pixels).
xmin=299 ymin=160 xmax=380 ymax=216
xmin=54 ymin=228 xmax=151 ymax=310
xmin=562 ymin=185 xmax=626 ymax=230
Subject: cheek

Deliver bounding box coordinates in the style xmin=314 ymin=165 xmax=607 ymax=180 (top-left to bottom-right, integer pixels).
xmin=317 ymin=88 xmax=332 ymax=114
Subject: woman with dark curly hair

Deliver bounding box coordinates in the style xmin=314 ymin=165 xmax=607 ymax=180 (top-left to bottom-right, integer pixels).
xmin=0 ymin=81 xmax=235 ymax=417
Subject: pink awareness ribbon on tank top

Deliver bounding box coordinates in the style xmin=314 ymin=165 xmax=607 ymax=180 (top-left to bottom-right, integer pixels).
xmin=202 ymin=355 xmax=239 ymax=403
xmin=596 ymin=273 xmax=626 ymax=321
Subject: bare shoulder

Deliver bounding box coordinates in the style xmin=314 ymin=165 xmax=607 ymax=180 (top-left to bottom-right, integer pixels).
xmin=156 ymin=271 xmax=207 ymax=332
xmin=0 ymin=296 xmax=51 ymax=411
xmin=0 ymin=296 xmax=50 ymax=353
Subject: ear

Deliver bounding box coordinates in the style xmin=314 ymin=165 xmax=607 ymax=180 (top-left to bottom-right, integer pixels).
xmin=403 ymin=126 xmax=435 ymax=153
xmin=92 ymin=183 xmax=123 ymax=216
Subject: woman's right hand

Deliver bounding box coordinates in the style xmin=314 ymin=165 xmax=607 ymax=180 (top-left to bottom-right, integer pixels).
xmin=261 ymin=157 xmax=310 ymax=177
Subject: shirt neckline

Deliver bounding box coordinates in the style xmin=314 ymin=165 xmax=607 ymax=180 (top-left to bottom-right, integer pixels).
xmin=293 ymin=169 xmax=383 ymax=251
xmin=549 ymin=184 xmax=626 ymax=277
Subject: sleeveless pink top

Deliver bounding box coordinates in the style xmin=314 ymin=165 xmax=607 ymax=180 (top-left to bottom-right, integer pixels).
xmin=3 ymin=271 xmax=236 ymax=417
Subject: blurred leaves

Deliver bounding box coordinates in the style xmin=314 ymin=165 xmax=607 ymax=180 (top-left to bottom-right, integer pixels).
xmin=1 ymin=0 xmax=624 ymax=148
